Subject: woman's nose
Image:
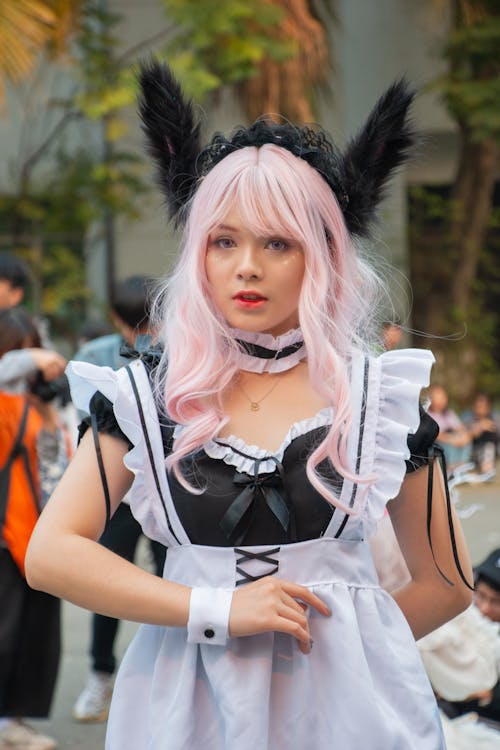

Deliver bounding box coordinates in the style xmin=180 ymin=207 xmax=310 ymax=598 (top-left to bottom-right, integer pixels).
xmin=235 ymin=246 xmax=263 ymax=280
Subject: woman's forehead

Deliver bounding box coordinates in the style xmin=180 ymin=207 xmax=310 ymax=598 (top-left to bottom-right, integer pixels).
xmin=209 ymin=195 xmax=300 ymax=238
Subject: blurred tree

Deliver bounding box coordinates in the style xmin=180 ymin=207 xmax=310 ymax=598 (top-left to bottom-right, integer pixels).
xmin=160 ymin=0 xmax=333 ymax=122
xmin=0 ymin=0 xmax=83 ymax=105
xmin=0 ymin=1 xmax=147 ymax=341
xmin=409 ymin=0 xmax=500 ymax=401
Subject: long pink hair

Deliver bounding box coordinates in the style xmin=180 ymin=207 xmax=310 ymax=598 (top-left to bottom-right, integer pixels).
xmin=152 ymin=144 xmax=382 ymax=510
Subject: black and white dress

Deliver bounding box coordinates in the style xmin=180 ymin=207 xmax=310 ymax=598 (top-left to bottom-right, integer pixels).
xmin=68 ymin=344 xmax=446 ymax=750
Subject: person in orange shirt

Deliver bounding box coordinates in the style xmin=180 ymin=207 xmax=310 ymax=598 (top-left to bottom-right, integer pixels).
xmin=0 ymin=308 xmax=68 ymax=750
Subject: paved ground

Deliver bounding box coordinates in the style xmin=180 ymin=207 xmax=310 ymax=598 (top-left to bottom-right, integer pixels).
xmin=31 ymin=467 xmax=499 ymax=749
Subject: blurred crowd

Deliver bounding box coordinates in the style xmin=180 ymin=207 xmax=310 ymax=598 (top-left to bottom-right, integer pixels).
xmin=1 ymin=257 xmax=499 ymax=750
xmin=382 ymin=322 xmax=499 ymax=480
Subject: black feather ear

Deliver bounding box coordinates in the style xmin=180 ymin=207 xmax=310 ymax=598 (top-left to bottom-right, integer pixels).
xmin=340 ymin=78 xmax=417 ymax=238
xmin=137 ymin=59 xmax=202 ymax=225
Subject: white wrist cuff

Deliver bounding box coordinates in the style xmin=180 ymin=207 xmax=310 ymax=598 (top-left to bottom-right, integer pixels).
xmin=187 ymin=587 xmax=233 ymax=646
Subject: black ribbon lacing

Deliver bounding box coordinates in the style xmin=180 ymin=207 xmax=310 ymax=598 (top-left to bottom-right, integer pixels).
xmin=427 ymin=444 xmax=474 ymax=591
xmin=90 ymin=412 xmax=112 ymax=524
xmin=234 ymin=546 xmax=281 ymax=586
xmin=219 ymin=453 xmax=296 ymax=546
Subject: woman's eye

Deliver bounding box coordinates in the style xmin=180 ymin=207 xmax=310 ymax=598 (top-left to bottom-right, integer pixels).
xmin=268 ymin=239 xmax=289 ymax=251
xmin=215 ymin=237 xmax=235 ymax=249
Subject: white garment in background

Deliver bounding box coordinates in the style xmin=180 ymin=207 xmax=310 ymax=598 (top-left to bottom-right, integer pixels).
xmin=418 ymin=605 xmax=500 ymax=702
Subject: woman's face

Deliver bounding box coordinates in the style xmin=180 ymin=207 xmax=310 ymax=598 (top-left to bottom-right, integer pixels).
xmin=205 ymin=206 xmax=305 ymax=336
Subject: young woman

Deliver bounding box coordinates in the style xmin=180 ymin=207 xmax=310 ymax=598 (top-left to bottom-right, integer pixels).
xmin=26 ymin=62 xmax=473 ymax=750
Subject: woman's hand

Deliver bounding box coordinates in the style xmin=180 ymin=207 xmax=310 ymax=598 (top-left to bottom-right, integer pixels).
xmin=228 ymin=576 xmax=331 ymax=654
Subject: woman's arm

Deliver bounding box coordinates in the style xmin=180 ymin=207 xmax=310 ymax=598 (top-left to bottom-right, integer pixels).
xmin=26 ymin=431 xmax=329 ymax=651
xmin=387 ymin=461 xmax=473 ymax=640
xmin=26 ymin=430 xmax=191 ymax=626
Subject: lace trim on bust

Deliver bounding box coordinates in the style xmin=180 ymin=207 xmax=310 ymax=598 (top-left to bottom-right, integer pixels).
xmin=173 ymin=406 xmax=333 ymax=475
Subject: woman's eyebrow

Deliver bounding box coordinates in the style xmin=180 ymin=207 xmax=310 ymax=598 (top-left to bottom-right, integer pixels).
xmin=215 ymin=224 xmax=239 ymax=232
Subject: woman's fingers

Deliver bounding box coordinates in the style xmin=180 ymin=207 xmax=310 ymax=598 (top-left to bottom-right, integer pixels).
xmin=279 ymin=580 xmax=331 ymax=617
xmin=228 ymin=575 xmax=330 ymax=650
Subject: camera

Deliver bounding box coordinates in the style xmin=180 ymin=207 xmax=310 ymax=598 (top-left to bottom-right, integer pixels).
xmin=29 ymin=370 xmax=71 ymax=404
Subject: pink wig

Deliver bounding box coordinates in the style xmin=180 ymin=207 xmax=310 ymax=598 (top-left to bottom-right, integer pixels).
xmin=152 ymin=144 xmax=382 ymax=510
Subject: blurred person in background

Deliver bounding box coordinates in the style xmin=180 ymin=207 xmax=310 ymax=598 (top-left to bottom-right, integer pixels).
xmin=0 ymin=252 xmax=31 ymax=311
xmin=429 ymin=549 xmax=500 ymax=729
xmin=76 ymin=319 xmax=113 ymax=350
xmin=380 ymin=319 xmax=404 ymax=351
xmin=371 ymin=501 xmax=500 ymax=746
xmin=474 ymin=549 xmax=500 ymax=630
xmin=71 ymin=276 xmax=167 ymax=723
xmin=427 ymin=384 xmax=471 ymax=472
xmin=463 ymin=394 xmax=498 ymax=475
xmin=0 ymin=252 xmax=66 ymax=391
xmin=0 ymin=309 xmax=69 ymax=750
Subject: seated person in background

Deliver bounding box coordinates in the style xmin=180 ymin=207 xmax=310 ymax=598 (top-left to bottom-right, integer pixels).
xmin=427 ymin=384 xmax=471 ymax=472
xmin=463 ymin=394 xmax=498 ymax=474
xmin=371 ymin=510 xmax=500 ymax=746
xmin=431 ymin=548 xmax=500 ymax=727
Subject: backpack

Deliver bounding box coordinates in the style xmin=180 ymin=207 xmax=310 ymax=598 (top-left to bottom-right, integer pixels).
xmin=0 ymin=392 xmax=43 ymax=576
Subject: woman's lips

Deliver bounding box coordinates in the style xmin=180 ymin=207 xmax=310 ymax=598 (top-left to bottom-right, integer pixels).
xmin=233 ymin=291 xmax=267 ymax=308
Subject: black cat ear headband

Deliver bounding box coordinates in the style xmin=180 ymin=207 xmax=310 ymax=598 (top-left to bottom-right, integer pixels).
xmin=137 ymin=59 xmax=417 ymax=237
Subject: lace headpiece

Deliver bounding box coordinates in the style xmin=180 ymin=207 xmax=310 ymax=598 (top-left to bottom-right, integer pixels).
xmin=138 ymin=59 xmax=417 ymax=237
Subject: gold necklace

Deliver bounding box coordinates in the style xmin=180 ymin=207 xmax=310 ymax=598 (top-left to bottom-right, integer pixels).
xmin=237 ymin=376 xmax=281 ymax=412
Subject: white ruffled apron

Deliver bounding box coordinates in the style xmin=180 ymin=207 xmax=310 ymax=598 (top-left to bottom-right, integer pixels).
xmin=67 ymin=348 xmax=446 ymax=750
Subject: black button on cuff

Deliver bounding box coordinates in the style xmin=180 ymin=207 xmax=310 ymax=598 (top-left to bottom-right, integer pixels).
xmin=204 ymin=628 xmax=215 ymax=639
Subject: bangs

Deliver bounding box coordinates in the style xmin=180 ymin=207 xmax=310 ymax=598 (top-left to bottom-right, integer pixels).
xmin=196 ymin=146 xmax=323 ymax=245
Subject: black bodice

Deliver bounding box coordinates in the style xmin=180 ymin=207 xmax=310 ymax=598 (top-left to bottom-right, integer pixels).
xmin=170 ymin=426 xmax=340 ymax=546
xmin=80 ymin=390 xmax=438 ymax=547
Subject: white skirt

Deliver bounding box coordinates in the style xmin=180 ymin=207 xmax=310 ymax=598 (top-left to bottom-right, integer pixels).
xmin=106 ymin=538 xmax=445 ymax=750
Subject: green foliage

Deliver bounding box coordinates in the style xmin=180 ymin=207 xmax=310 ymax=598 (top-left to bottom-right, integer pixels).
xmin=0 ymin=190 xmax=89 ymax=338
xmin=408 ymin=186 xmax=500 ymax=400
xmin=411 ymin=7 xmax=500 ymax=399
xmin=435 ymin=14 xmax=500 ymax=141
xmin=159 ymin=0 xmax=296 ymax=99
xmin=72 ymin=3 xmax=137 ymax=136
xmin=1 ymin=0 xmax=151 ymax=336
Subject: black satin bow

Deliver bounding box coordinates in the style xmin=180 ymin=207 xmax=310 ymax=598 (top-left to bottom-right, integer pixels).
xmin=219 ymin=457 xmax=296 ymax=545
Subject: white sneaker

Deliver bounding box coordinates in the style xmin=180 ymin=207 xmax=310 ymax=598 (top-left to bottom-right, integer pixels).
xmin=0 ymin=719 xmax=57 ymax=749
xmin=72 ymin=671 xmax=114 ymax=723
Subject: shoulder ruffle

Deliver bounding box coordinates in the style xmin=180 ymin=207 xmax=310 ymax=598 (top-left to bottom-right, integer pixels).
xmin=66 ymin=359 xmax=187 ymax=546
xmin=365 ymin=348 xmax=434 ymax=524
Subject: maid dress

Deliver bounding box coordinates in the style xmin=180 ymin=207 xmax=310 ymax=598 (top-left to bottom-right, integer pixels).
xmin=67 ymin=345 xmax=447 ymax=750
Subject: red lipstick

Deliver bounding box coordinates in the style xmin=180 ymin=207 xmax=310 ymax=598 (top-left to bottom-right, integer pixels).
xmin=233 ymin=290 xmax=267 ymax=308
